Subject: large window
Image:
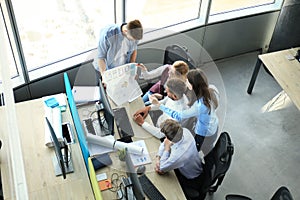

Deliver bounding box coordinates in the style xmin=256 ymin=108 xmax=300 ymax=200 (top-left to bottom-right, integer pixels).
xmin=126 ymin=0 xmax=201 ymax=30
xmin=1 ymin=0 xmax=283 ymax=87
xmin=0 ymin=3 xmax=24 ymax=87
xmin=11 ymin=0 xmax=115 ymax=72
xmin=210 ymin=0 xmax=275 ymax=15
xmin=1 ymin=13 xmax=18 ymax=78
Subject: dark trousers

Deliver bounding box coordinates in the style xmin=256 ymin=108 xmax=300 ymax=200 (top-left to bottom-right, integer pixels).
xmin=195 ymin=130 xmax=219 ymax=156
xmin=174 ymin=169 xmax=206 ymax=200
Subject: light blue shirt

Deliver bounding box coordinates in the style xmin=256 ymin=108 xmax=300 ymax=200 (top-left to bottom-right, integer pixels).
xmin=157 ymin=128 xmax=202 ymax=179
xmin=160 ymin=97 xmax=218 ymax=137
xmin=94 ymin=24 xmax=138 ymax=70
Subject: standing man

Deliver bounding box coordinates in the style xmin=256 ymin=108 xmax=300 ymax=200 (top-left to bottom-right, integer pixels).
xmin=93 ymin=19 xmax=143 ymax=79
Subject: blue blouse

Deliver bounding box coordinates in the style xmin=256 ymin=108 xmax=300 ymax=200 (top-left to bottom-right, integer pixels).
xmin=160 ymin=97 xmax=218 ymax=137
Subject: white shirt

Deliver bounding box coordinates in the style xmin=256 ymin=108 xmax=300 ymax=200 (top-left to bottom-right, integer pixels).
xmin=140 ymin=64 xmax=169 ymax=80
xmin=141 ymin=95 xmax=189 ymax=139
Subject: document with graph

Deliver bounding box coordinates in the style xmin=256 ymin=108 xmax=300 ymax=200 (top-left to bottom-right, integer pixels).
xmin=103 ymin=63 xmax=142 ymax=106
xmin=129 ymin=140 xmax=152 ymax=167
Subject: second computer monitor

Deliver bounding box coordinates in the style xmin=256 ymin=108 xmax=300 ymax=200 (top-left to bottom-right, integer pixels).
xmin=99 ymin=78 xmax=114 ymax=135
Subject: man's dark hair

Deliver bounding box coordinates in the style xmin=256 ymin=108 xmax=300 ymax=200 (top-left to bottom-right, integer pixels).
xmin=127 ymin=19 xmax=143 ymax=40
xmin=160 ymin=119 xmax=183 ymax=143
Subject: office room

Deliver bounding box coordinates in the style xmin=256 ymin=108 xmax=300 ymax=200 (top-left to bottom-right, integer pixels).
xmin=0 ymin=0 xmax=300 ymax=199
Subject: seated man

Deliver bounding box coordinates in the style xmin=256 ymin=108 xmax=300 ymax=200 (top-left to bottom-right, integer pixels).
xmin=155 ymin=119 xmax=204 ymax=197
xmin=133 ymin=77 xmax=189 ymax=139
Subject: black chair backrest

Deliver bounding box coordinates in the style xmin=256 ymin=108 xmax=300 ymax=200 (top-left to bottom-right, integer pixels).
xmin=225 ymin=186 xmax=293 ymax=200
xmin=270 ymin=186 xmax=294 ymax=200
xmin=163 ymin=44 xmax=196 ymax=69
xmin=201 ymin=131 xmax=234 ymax=192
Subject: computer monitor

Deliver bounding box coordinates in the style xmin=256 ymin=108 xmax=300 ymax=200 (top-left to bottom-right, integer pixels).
xmin=124 ymin=148 xmax=145 ymax=200
xmin=45 ymin=117 xmax=73 ymax=179
xmin=98 ymin=78 xmax=114 ymax=135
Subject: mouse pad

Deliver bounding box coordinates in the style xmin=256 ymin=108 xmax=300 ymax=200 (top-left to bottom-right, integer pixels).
xmin=91 ymin=153 xmax=112 ymax=170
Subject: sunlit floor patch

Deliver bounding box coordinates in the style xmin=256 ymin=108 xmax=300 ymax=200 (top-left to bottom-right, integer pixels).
xmin=261 ymin=90 xmax=292 ymax=113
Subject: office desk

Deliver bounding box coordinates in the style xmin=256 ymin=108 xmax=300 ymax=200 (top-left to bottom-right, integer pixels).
xmin=247 ymin=48 xmax=300 ymax=110
xmin=0 ymin=98 xmax=94 ymax=199
xmin=78 ymin=97 xmax=186 ymax=199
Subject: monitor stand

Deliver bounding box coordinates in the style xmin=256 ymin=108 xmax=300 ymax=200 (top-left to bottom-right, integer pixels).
xmin=52 ymin=156 xmax=74 ymax=177
xmin=52 ymin=145 xmax=74 ymax=177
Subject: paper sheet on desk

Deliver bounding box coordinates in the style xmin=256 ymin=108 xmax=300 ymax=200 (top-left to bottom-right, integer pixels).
xmin=103 ymin=63 xmax=143 ymax=106
xmin=129 ymin=140 xmax=151 ymax=167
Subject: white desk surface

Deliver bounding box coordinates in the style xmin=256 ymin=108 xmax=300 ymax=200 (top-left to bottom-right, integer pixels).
xmin=0 ymin=97 xmax=94 ymax=199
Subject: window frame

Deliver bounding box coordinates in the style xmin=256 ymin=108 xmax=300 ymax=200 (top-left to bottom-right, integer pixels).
xmin=0 ymin=1 xmax=25 ymax=89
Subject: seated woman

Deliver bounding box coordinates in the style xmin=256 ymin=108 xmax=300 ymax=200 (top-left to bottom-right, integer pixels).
xmin=137 ymin=60 xmax=191 ymax=105
xmin=152 ymin=68 xmax=219 ymax=156
xmin=133 ymin=77 xmax=189 ymax=139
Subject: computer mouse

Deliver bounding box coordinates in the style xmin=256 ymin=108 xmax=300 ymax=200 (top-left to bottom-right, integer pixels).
xmin=136 ymin=165 xmax=146 ymax=175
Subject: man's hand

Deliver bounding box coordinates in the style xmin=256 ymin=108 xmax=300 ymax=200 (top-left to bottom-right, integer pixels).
xmin=133 ymin=114 xmax=144 ymax=126
xmin=133 ymin=106 xmax=151 ymax=119
xmin=152 ymin=93 xmax=163 ymax=99
xmin=154 ymin=156 xmax=165 ymax=175
xmin=149 ymin=94 xmax=160 ymax=106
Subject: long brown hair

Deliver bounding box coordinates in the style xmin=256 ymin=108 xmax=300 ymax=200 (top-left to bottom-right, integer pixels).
xmin=187 ymin=69 xmax=211 ymax=112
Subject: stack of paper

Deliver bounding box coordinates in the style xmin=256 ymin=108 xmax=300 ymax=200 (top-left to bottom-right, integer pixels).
xmin=129 ymin=140 xmax=152 ymax=167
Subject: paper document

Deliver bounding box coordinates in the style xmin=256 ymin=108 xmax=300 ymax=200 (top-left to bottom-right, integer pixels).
xmin=103 ymin=63 xmax=142 ymax=106
xmin=129 ymin=140 xmax=151 ymax=167
xmin=72 ymin=86 xmax=100 ymax=104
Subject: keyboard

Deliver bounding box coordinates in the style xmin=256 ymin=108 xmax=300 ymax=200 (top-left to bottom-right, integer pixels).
xmin=113 ymin=107 xmax=134 ymax=138
xmin=83 ymin=118 xmax=96 ymax=135
xmin=138 ymin=174 xmax=166 ymax=200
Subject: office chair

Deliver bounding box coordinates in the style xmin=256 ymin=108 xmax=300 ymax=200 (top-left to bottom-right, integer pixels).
xmin=184 ymin=132 xmax=234 ymax=200
xmin=225 ymin=186 xmax=294 ymax=200
xmin=270 ymin=186 xmax=294 ymax=200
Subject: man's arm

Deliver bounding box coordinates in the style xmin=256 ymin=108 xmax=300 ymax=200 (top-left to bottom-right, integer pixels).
xmin=130 ymin=50 xmax=137 ymax=63
xmin=142 ymin=122 xmax=165 ymax=139
xmin=98 ymin=58 xmax=107 ymax=77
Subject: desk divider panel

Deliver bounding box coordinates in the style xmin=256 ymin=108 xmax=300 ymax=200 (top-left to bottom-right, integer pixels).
xmin=88 ymin=157 xmax=103 ymax=200
xmin=64 ymin=73 xmax=90 ymax=171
